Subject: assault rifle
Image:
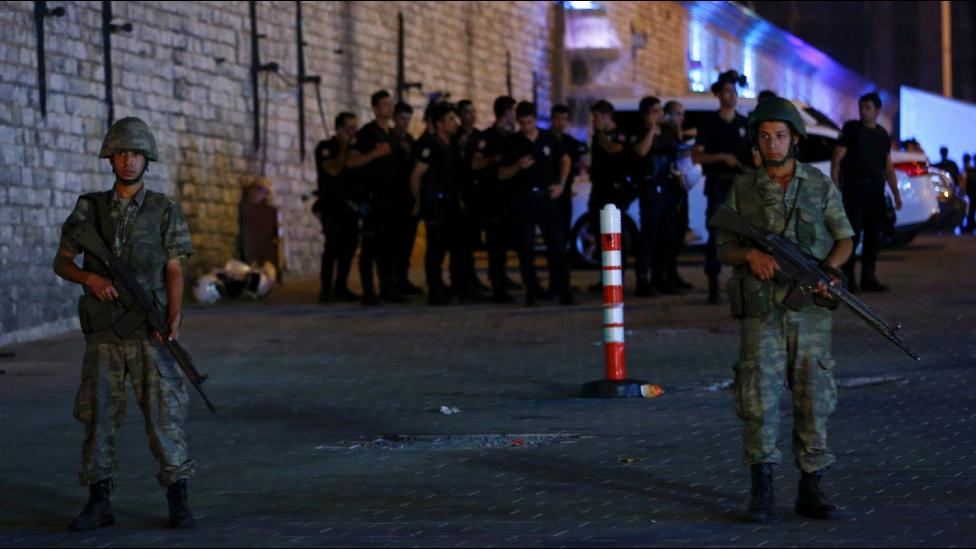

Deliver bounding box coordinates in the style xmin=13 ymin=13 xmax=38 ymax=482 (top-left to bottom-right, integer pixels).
xmin=68 ymin=221 xmax=218 ymax=412
xmin=709 ymin=205 xmax=920 ymax=362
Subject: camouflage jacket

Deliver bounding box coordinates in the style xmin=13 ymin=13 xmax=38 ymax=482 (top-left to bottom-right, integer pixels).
xmin=717 ymin=163 xmax=854 ymax=313
xmin=59 ymin=186 xmax=193 ymax=340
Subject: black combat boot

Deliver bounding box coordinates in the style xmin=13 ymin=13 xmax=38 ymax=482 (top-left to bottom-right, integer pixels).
xmin=745 ymin=464 xmax=775 ymax=523
xmin=795 ymin=469 xmax=838 ymax=519
xmin=166 ymin=479 xmax=196 ymax=529
xmin=69 ymin=478 xmax=115 ymax=531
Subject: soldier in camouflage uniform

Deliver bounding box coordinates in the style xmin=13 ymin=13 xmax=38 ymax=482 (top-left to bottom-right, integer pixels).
xmin=714 ymin=99 xmax=855 ymax=523
xmin=52 ymin=117 xmax=197 ymax=530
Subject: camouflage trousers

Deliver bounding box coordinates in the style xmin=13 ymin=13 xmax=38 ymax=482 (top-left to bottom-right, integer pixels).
xmin=74 ymin=338 xmax=195 ymax=487
xmin=733 ymin=304 xmax=838 ymax=472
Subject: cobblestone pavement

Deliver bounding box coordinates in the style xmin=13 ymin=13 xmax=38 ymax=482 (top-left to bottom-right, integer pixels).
xmin=1 ymin=234 xmax=974 ymax=547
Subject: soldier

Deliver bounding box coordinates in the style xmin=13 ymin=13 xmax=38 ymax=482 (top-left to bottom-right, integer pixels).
xmin=498 ymin=101 xmax=574 ymax=306
xmin=550 ymin=103 xmax=589 ymax=238
xmin=391 ymin=102 xmax=423 ymax=296
xmin=410 ymin=102 xmax=468 ymax=305
xmin=52 ymin=117 xmax=197 ymax=530
xmin=587 ymin=99 xmax=632 ymax=293
xmin=714 ymin=99 xmax=854 ymax=523
xmin=694 ymin=70 xmax=754 ymax=304
xmin=314 ymin=112 xmax=361 ymax=303
xmin=830 ymin=92 xmax=902 ymax=293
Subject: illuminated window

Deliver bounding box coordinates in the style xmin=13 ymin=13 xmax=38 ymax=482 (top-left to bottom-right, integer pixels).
xmin=688 ymin=19 xmax=706 ymax=92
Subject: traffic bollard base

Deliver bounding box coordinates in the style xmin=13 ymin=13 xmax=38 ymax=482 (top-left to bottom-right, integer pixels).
xmin=582 ymin=379 xmax=647 ymax=398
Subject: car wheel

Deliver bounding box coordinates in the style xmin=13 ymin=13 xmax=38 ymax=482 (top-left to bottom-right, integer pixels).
xmin=570 ymin=212 xmax=636 ymax=269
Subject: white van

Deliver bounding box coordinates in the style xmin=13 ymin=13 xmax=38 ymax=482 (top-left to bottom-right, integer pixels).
xmin=566 ymin=94 xmax=942 ymax=266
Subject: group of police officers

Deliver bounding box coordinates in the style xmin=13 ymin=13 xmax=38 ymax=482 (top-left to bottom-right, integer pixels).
xmin=55 ymin=67 xmax=904 ymax=529
xmin=313 ymin=91 xmax=702 ymax=308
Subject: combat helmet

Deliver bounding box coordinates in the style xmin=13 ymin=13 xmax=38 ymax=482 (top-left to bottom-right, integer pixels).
xmin=99 ymin=117 xmax=158 ymax=161
xmin=748 ymin=97 xmax=807 ymax=140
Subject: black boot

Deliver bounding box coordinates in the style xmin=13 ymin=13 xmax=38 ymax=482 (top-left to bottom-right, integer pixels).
xmin=746 ymin=464 xmax=775 ymax=523
xmin=795 ymin=469 xmax=838 ymax=519
xmin=69 ymin=479 xmax=115 ymax=531
xmin=166 ymin=479 xmax=196 ymax=529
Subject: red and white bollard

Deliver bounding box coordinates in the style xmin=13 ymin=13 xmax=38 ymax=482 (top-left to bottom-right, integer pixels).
xmin=582 ymin=204 xmax=658 ymax=398
xmin=600 ymin=204 xmax=626 ymax=381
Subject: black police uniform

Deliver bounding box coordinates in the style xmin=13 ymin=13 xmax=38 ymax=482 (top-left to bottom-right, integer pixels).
xmin=837 ymin=120 xmax=891 ymax=288
xmin=391 ymin=128 xmax=419 ymax=292
xmin=314 ymin=137 xmax=359 ymax=299
xmin=353 ymin=120 xmax=402 ymax=302
xmin=630 ymin=123 xmax=681 ymax=294
xmin=555 ymin=131 xmax=589 ymax=237
xmin=453 ymin=126 xmax=486 ymax=295
xmin=695 ymin=110 xmax=752 ymax=286
xmin=500 ymin=129 xmax=571 ymax=302
xmin=416 ymin=132 xmax=469 ymax=302
xmin=589 ymin=126 xmax=633 ymax=216
xmin=469 ymin=125 xmax=513 ymax=297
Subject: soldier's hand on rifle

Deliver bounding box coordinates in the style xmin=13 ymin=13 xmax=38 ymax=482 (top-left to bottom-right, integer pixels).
xmin=85 ymin=274 xmax=119 ymax=302
xmin=814 ymin=271 xmax=842 ymax=299
xmin=745 ymin=248 xmax=779 ymax=281
xmin=153 ymin=311 xmax=181 ymax=345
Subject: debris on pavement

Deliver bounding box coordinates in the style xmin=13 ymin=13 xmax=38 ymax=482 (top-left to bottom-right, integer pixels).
xmin=641 ymin=384 xmax=664 ymax=398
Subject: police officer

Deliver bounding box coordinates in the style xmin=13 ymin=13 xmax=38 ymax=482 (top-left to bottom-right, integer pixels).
xmin=830 ymin=92 xmax=902 ymax=293
xmin=454 ymin=99 xmax=491 ymax=297
xmin=550 ymin=104 xmax=589 ymax=238
xmin=348 ymin=90 xmax=407 ymax=305
xmin=53 ymin=117 xmax=197 ymax=530
xmin=631 ymin=96 xmax=682 ymax=297
xmin=664 ymin=100 xmax=694 ymax=291
xmin=499 ymin=101 xmax=574 ymax=306
xmin=588 ymin=99 xmax=632 ymax=293
xmin=410 ymin=102 xmax=468 ymax=305
xmin=391 ymin=102 xmax=423 ymax=295
xmin=470 ymin=96 xmax=520 ymax=303
xmin=714 ymin=98 xmax=854 ymax=523
xmin=314 ymin=112 xmax=361 ymax=303
xmin=694 ymin=70 xmax=754 ymax=304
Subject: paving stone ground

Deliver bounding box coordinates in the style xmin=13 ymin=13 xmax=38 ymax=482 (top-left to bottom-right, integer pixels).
xmin=1 ymin=233 xmax=974 ymax=547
